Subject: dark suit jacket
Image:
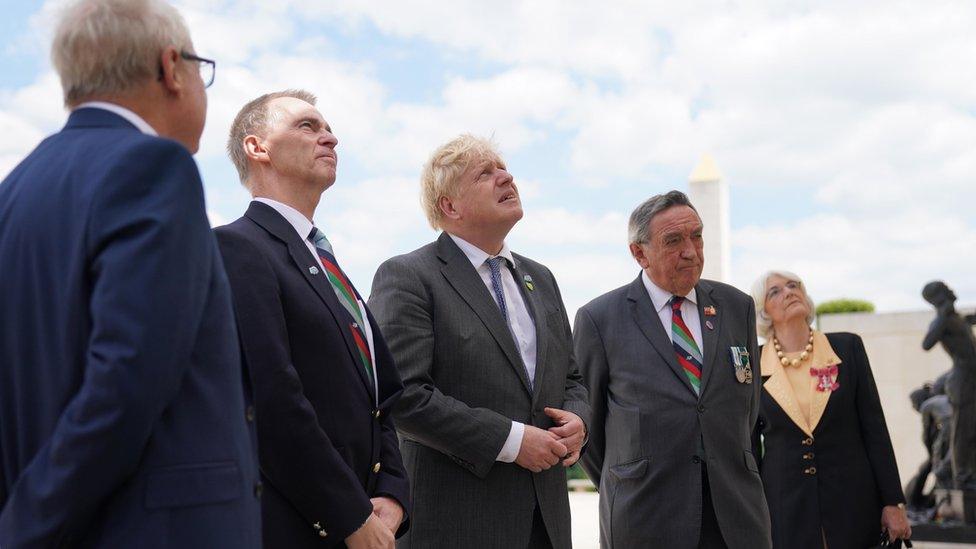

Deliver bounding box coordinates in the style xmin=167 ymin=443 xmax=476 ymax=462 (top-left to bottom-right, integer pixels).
xmin=215 ymin=201 xmax=410 ymax=548
xmin=756 ymin=332 xmax=904 ymax=549
xmin=575 ymin=275 xmax=772 ymax=549
xmin=0 ymin=108 xmax=261 ymax=548
xmin=369 ymin=232 xmax=591 ymax=549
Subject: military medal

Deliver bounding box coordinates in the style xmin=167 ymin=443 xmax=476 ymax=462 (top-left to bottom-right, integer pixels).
xmin=810 ymin=364 xmax=839 ymax=392
xmin=729 ymin=346 xmax=753 ymax=384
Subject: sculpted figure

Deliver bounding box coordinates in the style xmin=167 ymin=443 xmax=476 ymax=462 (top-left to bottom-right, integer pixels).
xmin=922 ymin=281 xmax=976 ymax=491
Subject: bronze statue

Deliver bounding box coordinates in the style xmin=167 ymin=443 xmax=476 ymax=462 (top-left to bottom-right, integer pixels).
xmin=905 ymin=375 xmax=952 ymax=512
xmin=922 ymin=281 xmax=976 ymax=491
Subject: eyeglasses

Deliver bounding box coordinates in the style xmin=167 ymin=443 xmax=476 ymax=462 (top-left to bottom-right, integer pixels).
xmin=180 ymin=51 xmax=216 ymax=88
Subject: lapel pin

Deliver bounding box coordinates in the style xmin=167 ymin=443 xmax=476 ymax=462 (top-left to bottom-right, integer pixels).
xmin=704 ymin=306 xmax=716 ymax=316
xmin=309 ymin=266 xmax=320 ymax=275
xmin=705 ymin=320 xmax=714 ymax=330
xmin=523 ymin=274 xmax=535 ymax=291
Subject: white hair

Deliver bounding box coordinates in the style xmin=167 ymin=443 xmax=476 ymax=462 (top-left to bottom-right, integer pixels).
xmin=750 ymin=269 xmax=817 ymax=340
xmin=51 ymin=0 xmax=192 ymax=106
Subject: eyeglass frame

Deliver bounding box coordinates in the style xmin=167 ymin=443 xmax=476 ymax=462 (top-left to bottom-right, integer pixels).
xmin=157 ymin=50 xmax=216 ymax=88
xmin=180 ymin=51 xmax=216 ymax=89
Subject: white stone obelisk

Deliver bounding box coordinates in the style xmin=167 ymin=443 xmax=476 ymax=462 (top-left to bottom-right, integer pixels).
xmin=688 ymin=154 xmax=730 ymax=282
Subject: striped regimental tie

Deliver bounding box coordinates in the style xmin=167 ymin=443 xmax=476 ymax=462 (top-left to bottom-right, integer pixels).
xmin=308 ymin=227 xmax=374 ymax=389
xmin=670 ymin=296 xmax=702 ymax=395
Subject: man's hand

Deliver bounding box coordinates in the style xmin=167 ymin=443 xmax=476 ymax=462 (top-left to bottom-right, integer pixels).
xmin=545 ymin=407 xmax=586 ymax=466
xmin=881 ymin=505 xmax=911 ymax=542
xmin=515 ymin=425 xmax=568 ymax=473
xmin=345 ymin=513 xmax=395 ymax=549
xmin=370 ymin=496 xmax=405 ymax=534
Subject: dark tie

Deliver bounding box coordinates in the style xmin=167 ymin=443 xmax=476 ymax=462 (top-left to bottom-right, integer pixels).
xmin=308 ymin=227 xmax=374 ymax=388
xmin=670 ymin=296 xmax=702 ymax=394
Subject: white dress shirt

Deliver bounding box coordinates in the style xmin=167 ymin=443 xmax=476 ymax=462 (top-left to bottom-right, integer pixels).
xmin=448 ymin=233 xmax=537 ymax=463
xmin=74 ymin=101 xmax=158 ymax=136
xmin=254 ymin=198 xmax=379 ymax=402
xmin=641 ymin=271 xmax=705 ymax=357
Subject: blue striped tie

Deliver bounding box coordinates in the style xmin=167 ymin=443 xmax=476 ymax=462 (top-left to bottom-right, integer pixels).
xmin=486 ymin=257 xmax=509 ymax=322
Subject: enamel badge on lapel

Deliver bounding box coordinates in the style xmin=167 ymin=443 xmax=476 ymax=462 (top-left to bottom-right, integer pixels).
xmin=705 ymin=320 xmax=714 ymax=331
xmin=704 ymin=306 xmax=716 ymax=316
xmin=309 ymin=266 xmax=320 ymax=275
xmin=523 ymin=274 xmax=535 ymax=291
xmin=729 ymin=346 xmax=753 ymax=384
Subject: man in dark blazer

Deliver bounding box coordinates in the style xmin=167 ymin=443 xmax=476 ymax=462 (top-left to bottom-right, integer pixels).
xmin=574 ymin=191 xmax=771 ymax=549
xmin=0 ymin=1 xmax=260 ymax=547
xmin=216 ymin=90 xmax=410 ymax=549
xmin=369 ymin=135 xmax=591 ymax=548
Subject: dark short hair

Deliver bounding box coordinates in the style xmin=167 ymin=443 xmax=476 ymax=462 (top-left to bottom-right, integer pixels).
xmin=627 ymin=190 xmax=698 ymax=244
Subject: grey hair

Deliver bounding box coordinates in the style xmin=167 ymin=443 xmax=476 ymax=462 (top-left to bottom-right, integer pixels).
xmin=227 ymin=89 xmax=318 ymax=186
xmin=750 ymin=270 xmax=817 ymax=340
xmin=51 ymin=0 xmax=192 ymax=106
xmin=627 ymin=190 xmax=699 ymax=244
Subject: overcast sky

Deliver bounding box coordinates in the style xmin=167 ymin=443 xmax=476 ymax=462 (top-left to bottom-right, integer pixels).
xmin=3 ymin=0 xmax=975 ymax=318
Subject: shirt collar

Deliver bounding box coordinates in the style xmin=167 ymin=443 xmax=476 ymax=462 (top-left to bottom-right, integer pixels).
xmin=253 ymin=197 xmax=315 ymax=242
xmin=641 ymin=270 xmax=698 ymax=313
xmin=73 ymin=101 xmax=158 ymax=136
xmin=448 ymin=233 xmax=515 ymax=269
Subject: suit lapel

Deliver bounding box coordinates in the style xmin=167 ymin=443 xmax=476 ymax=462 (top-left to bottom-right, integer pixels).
xmin=760 ymin=344 xmax=813 ymax=437
xmin=626 ymin=276 xmax=698 ymax=397
xmin=511 ymin=258 xmax=546 ymax=403
xmin=696 ymin=281 xmax=721 ymax=396
xmin=809 ymin=331 xmax=842 ymax=434
xmin=245 ymin=202 xmax=375 ymax=400
xmin=437 ymin=234 xmax=533 ymax=396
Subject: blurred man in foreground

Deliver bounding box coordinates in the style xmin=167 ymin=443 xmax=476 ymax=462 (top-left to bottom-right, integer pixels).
xmin=0 ymin=0 xmax=260 ymax=546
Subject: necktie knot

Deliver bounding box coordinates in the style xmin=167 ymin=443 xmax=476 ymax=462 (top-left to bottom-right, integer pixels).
xmin=308 ymin=227 xmax=334 ymax=256
xmin=670 ymin=295 xmax=685 ymax=312
xmin=486 ymin=256 xmax=507 ymax=271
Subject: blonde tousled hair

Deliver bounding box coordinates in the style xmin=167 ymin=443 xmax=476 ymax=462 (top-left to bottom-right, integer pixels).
xmin=420 ymin=134 xmax=502 ymax=230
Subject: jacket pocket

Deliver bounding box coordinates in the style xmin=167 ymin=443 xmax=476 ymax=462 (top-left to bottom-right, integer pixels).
xmin=609 ymin=457 xmax=648 ymax=480
xmin=144 ymin=460 xmax=243 ymax=510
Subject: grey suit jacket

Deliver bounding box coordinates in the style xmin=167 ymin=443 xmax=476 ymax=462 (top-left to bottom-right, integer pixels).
xmin=369 ymin=232 xmax=590 ymax=549
xmin=575 ymin=275 xmax=771 ymax=549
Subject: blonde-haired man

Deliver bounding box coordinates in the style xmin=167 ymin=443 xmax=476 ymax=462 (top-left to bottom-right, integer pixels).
xmin=0 ymin=0 xmax=260 ymax=547
xmin=369 ymin=135 xmax=590 ymax=548
xmin=216 ymin=90 xmax=410 ymax=549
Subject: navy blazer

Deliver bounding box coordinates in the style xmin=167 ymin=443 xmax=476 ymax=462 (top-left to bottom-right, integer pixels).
xmin=756 ymin=332 xmax=904 ymax=549
xmin=215 ymin=201 xmax=410 ymax=548
xmin=0 ymin=108 xmax=261 ymax=548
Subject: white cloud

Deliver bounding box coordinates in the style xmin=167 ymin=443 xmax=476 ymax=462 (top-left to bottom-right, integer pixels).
xmin=2 ymin=0 xmax=975 ymax=314
xmin=731 ymin=209 xmax=976 ymax=311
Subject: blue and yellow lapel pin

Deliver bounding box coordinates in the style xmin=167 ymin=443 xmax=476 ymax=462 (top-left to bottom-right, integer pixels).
xmin=523 ymin=274 xmax=535 ymax=291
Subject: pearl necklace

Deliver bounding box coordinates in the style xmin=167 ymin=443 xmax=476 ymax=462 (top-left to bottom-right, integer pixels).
xmin=772 ymin=330 xmax=814 ymax=367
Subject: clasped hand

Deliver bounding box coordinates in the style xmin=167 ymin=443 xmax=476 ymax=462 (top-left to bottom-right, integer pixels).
xmin=515 ymin=407 xmax=586 ymax=472
xmin=345 ymin=497 xmax=403 ymax=549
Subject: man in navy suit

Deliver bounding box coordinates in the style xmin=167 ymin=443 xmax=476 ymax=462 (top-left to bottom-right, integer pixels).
xmin=0 ymin=1 xmax=261 ymax=547
xmin=215 ymin=90 xmax=410 ymax=549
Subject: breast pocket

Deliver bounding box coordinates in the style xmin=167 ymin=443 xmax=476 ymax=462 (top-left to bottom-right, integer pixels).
xmin=144 ymin=461 xmax=243 ymax=510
